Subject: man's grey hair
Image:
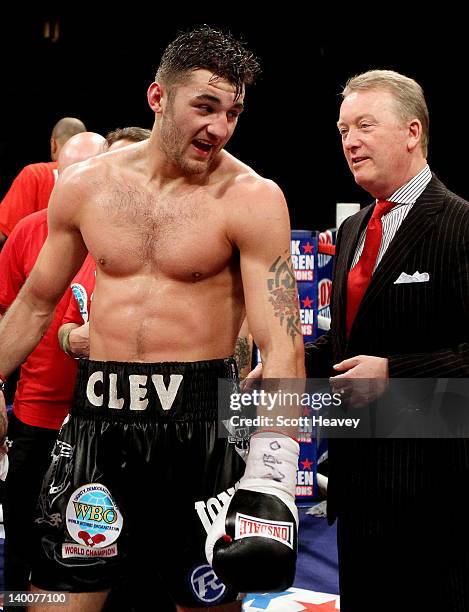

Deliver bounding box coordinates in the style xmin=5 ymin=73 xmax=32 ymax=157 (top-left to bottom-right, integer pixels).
xmin=342 ymin=70 xmax=429 ymax=156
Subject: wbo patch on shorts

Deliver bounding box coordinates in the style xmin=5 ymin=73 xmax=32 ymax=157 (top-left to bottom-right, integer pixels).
xmin=63 ymin=483 xmax=123 ymax=558
xmin=189 ymin=564 xmax=226 ymax=604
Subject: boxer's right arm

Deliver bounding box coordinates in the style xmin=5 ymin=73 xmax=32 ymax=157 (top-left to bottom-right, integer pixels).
xmin=0 ymin=172 xmax=88 ymax=378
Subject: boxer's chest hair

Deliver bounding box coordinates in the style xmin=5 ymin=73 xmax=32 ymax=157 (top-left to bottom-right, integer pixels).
xmin=108 ymin=182 xmax=211 ymax=264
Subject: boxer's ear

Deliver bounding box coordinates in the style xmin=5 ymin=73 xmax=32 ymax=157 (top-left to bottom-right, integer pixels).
xmin=147 ymin=82 xmax=165 ymax=114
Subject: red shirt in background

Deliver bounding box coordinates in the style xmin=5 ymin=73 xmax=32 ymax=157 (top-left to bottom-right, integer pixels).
xmin=0 ymin=161 xmax=58 ymax=237
xmin=0 ymin=209 xmax=77 ymax=429
xmin=62 ymin=254 xmax=96 ymax=326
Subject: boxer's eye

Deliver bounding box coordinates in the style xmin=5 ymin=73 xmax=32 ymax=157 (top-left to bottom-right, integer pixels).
xmin=197 ymin=105 xmax=214 ymax=114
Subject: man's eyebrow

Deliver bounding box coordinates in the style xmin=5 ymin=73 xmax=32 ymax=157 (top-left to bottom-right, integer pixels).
xmin=194 ymin=94 xmax=244 ymax=111
xmin=337 ymin=114 xmax=376 ymax=127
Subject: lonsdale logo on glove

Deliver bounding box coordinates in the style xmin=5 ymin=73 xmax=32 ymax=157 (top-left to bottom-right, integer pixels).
xmin=235 ymin=512 xmax=295 ymax=549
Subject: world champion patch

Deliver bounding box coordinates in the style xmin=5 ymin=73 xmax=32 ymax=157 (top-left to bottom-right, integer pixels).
xmin=63 ymin=483 xmax=123 ymax=558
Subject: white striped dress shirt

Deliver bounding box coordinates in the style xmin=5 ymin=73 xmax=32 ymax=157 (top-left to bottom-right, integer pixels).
xmin=350 ymin=165 xmax=432 ymax=271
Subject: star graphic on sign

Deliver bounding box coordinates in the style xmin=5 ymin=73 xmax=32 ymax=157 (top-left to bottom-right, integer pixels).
xmin=302 ymin=296 xmax=313 ymax=308
xmin=303 ymin=242 xmax=314 ymax=253
xmin=297 ymin=599 xmax=339 ymax=611
xmin=245 ymin=591 xmax=290 ymax=608
xmin=301 ymin=458 xmax=313 ymax=470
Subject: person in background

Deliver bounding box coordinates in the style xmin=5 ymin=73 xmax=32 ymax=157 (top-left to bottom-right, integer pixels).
xmin=0 ymin=117 xmax=86 ymax=249
xmin=105 ymin=126 xmax=152 ymax=149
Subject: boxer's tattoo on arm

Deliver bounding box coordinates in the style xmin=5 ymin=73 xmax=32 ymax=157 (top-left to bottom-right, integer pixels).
xmin=234 ymin=336 xmax=251 ymax=375
xmin=267 ymin=252 xmax=301 ymax=342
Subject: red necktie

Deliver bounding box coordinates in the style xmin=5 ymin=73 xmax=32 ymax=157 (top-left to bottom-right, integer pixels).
xmin=346 ymin=200 xmax=395 ymax=336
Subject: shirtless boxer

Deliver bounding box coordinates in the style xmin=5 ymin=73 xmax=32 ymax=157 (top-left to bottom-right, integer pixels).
xmin=0 ymin=26 xmax=304 ymax=611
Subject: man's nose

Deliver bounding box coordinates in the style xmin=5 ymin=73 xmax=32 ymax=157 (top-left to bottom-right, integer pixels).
xmin=206 ymin=114 xmax=230 ymax=140
xmin=343 ymin=128 xmax=359 ymax=150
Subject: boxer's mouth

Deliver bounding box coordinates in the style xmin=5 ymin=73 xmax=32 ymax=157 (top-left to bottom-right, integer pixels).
xmin=192 ymin=139 xmax=214 ymax=153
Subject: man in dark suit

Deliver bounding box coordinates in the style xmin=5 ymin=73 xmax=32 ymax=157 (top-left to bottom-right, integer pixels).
xmin=308 ymin=70 xmax=469 ymax=610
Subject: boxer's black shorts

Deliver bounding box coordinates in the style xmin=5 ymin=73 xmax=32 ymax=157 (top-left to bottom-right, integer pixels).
xmin=32 ymin=358 xmax=245 ymax=608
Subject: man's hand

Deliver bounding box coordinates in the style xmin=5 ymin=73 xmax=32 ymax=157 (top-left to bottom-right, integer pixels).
xmin=59 ymin=322 xmax=90 ymax=358
xmin=331 ymin=355 xmax=388 ymax=407
xmin=241 ymin=362 xmax=263 ymax=391
xmin=333 ymin=355 xmax=389 ymax=379
xmin=68 ymin=322 xmax=90 ymax=358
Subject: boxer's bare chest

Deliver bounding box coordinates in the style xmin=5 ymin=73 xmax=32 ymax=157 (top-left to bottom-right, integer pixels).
xmin=82 ymin=178 xmax=234 ymax=281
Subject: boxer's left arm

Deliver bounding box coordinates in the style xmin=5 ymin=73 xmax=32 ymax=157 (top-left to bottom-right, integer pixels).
xmin=235 ymin=317 xmax=253 ymax=379
xmin=232 ymin=178 xmax=304 ymax=381
xmin=205 ymin=178 xmax=303 ymax=593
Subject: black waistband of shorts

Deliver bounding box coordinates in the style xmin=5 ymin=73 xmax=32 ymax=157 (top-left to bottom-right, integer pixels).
xmin=72 ymin=357 xmax=238 ymax=422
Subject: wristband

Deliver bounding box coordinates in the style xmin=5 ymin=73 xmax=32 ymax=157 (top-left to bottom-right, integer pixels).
xmin=59 ymin=327 xmax=75 ymax=358
xmin=0 ymin=372 xmax=6 ymax=393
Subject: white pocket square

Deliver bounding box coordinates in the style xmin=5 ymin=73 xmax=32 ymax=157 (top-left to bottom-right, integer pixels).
xmin=394 ymin=271 xmax=430 ymax=284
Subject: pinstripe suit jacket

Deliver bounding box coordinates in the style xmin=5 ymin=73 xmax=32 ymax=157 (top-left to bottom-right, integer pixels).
xmin=306 ymin=175 xmax=469 ymax=526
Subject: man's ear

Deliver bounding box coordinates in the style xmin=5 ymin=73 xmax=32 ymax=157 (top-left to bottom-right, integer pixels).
xmin=407 ymin=118 xmax=423 ymax=154
xmin=147 ymin=82 xmax=165 ymax=114
xmin=50 ymin=137 xmax=59 ymax=161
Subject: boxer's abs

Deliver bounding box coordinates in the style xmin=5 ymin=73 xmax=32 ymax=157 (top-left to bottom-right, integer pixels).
xmin=88 ymin=273 xmax=245 ymax=362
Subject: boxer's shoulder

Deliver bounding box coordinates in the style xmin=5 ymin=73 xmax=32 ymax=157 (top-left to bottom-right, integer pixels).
xmin=217 ymin=152 xmax=285 ymax=210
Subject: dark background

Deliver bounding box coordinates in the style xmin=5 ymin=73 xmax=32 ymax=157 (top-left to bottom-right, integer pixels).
xmin=1 ymin=9 xmax=467 ymax=232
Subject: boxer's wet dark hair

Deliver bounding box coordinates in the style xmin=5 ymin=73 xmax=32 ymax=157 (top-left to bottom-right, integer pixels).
xmin=155 ymin=25 xmax=261 ymax=100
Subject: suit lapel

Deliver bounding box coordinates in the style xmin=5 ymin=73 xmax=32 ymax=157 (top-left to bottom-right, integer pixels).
xmin=349 ymin=176 xmax=447 ymax=338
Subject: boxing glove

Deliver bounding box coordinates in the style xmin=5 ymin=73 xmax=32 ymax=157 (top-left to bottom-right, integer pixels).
xmin=205 ymin=432 xmax=299 ymax=593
